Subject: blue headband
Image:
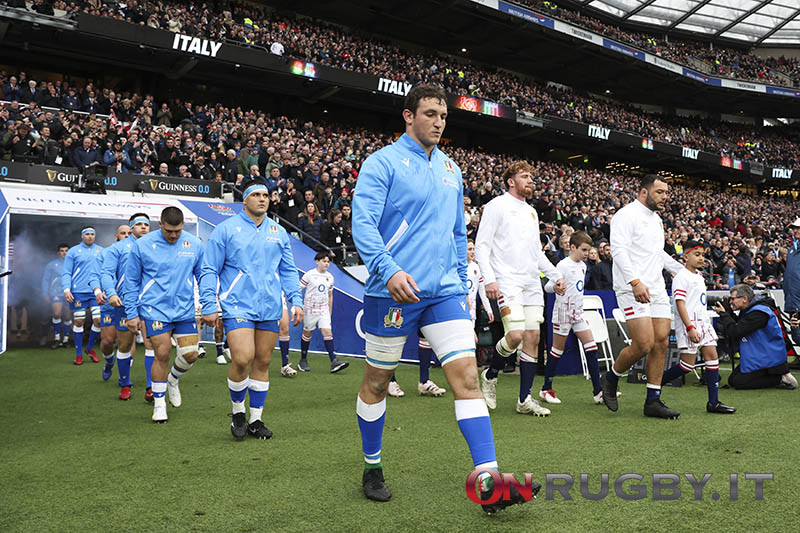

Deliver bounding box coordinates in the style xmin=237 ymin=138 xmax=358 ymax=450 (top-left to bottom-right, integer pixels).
xmin=130 ymin=216 xmax=150 ymax=227
xmin=243 ymin=184 xmax=268 ymax=201
xmin=81 ymin=227 xmax=95 ymax=236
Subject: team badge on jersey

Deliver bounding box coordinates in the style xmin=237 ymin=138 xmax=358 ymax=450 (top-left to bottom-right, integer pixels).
xmin=270 ymin=225 xmax=278 ymax=234
xmin=152 ymin=321 xmax=163 ymax=331
xmin=182 ymin=240 xmax=190 ymax=248
xmin=384 ymin=307 xmax=404 ymax=329
xmin=443 ymin=160 xmax=455 ymax=173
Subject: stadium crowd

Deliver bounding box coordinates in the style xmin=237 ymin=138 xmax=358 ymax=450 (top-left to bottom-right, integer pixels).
xmin=4 ymin=1 xmax=800 ymax=167
xmin=1 ymin=67 xmax=799 ymax=290
xmin=15 ymin=0 xmax=800 ymax=89
xmin=521 ymin=0 xmax=800 ymax=88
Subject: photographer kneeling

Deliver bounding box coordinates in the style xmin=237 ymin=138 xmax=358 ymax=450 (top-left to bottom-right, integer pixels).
xmin=715 ymin=284 xmax=798 ymax=390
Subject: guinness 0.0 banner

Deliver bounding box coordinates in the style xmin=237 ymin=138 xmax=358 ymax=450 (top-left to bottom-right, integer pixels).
xmin=1 ymin=162 xmax=221 ymax=198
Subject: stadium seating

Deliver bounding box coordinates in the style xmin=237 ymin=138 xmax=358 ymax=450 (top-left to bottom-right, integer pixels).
xmin=14 ymin=0 xmax=798 ymax=167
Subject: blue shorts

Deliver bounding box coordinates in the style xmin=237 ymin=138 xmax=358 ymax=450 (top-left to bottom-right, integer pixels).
xmin=69 ymin=292 xmax=98 ymax=313
xmin=101 ymin=307 xmax=129 ymax=332
xmin=223 ymin=318 xmax=279 ymax=333
xmin=144 ymin=318 xmax=197 ymax=338
xmin=363 ymin=294 xmax=470 ymax=337
xmin=50 ymin=295 xmax=63 ymax=304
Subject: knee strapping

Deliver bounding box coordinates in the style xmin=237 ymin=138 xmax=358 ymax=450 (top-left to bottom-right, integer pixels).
xmin=500 ymin=305 xmax=526 ymax=335
xmin=523 ymin=305 xmax=544 ymax=330
xmin=365 ymin=333 xmax=406 ymax=370
xmin=419 ymin=320 xmax=475 ymax=366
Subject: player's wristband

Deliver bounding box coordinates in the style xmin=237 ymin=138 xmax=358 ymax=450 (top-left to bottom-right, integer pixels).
xmin=94 ymin=288 xmax=102 ymax=297
xmin=686 ymin=325 xmax=696 ymax=332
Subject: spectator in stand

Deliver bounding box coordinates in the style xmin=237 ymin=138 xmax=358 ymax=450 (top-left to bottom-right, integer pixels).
xmin=20 ymin=80 xmax=41 ymax=105
xmin=587 ymin=241 xmax=613 ymax=290
xmin=190 ymin=155 xmax=213 ymax=181
xmin=322 ymin=208 xmax=346 ymax=260
xmin=72 ymin=136 xmax=100 ymax=170
xmin=298 ymin=202 xmax=323 ymax=248
xmin=265 ymin=167 xmax=280 ymax=193
xmin=2 ymin=76 xmax=22 ymax=102
xmin=333 ymin=188 xmax=351 ymax=211
xmin=104 ymin=140 xmax=136 ymax=172
xmin=282 ymin=180 xmax=303 ymax=223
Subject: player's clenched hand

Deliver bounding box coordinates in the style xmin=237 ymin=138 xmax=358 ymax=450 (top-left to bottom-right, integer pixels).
xmin=125 ymin=317 xmax=140 ymax=331
xmin=109 ymin=295 xmax=122 ymax=307
xmin=201 ymin=312 xmax=218 ymax=327
xmin=94 ymin=291 xmax=107 ymax=306
xmin=291 ymin=306 xmax=303 ymax=326
xmin=554 ymin=278 xmax=567 ymax=296
xmin=632 ymin=281 xmax=650 ymax=303
xmin=64 ymin=289 xmax=74 ymax=303
xmin=688 ymin=328 xmax=701 ymax=344
xmin=485 ymin=282 xmax=500 ymax=300
xmin=387 ymin=271 xmax=420 ymax=304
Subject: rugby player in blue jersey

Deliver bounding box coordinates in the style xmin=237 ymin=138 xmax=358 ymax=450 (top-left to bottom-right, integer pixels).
xmin=200 ymin=182 xmax=303 ymax=441
xmin=95 ymin=224 xmax=130 ymax=387
xmin=351 ymin=85 xmax=536 ymax=513
xmin=124 ymin=207 xmax=204 ymax=423
xmin=41 ymin=243 xmax=71 ymax=349
xmin=98 ymin=214 xmax=152 ymax=400
xmin=61 ymin=227 xmax=103 ymax=365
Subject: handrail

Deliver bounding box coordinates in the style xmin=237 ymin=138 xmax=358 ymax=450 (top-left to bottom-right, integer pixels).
xmin=0 ymin=5 xmax=77 ymax=30
xmin=0 ymin=100 xmax=111 ymax=121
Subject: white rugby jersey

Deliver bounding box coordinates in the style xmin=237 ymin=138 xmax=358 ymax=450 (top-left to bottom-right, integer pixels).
xmin=610 ymin=199 xmax=681 ymax=293
xmin=672 ymin=267 xmax=709 ymax=323
xmin=300 ymin=269 xmax=333 ymax=316
xmin=475 ymin=193 xmax=560 ymax=289
xmin=467 ymin=261 xmax=490 ymax=321
xmin=548 ymin=257 xmax=587 ymax=312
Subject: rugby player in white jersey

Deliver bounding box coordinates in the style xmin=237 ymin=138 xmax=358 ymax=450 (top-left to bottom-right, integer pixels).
xmin=475 ymin=161 xmax=566 ymax=417
xmin=600 ymin=174 xmax=683 ymax=419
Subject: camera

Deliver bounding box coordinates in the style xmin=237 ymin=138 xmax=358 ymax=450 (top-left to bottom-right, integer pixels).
xmin=707 ymin=295 xmax=730 ymax=311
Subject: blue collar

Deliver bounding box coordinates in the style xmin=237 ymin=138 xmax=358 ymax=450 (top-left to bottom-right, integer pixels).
xmin=398 ymin=133 xmax=437 ymax=160
xmin=238 ymin=209 xmax=267 ymax=229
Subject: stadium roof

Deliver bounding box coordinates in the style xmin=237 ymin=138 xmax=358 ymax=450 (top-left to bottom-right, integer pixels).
xmin=576 ymin=0 xmax=800 ymax=45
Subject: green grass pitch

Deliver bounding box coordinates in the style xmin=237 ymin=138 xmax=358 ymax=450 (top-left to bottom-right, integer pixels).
xmin=1 ymin=347 xmax=798 ymax=532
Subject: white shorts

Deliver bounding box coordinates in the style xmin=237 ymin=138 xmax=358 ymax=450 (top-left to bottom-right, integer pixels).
xmin=675 ymin=319 xmax=717 ymax=352
xmin=552 ymin=306 xmax=591 ymax=336
xmin=304 ymin=312 xmax=331 ymax=331
xmin=497 ymin=281 xmax=544 ymax=308
xmin=616 ymin=289 xmax=672 ymax=320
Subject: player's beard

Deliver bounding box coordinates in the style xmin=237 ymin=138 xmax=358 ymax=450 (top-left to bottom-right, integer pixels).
xmin=644 ymin=193 xmax=661 ymax=211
